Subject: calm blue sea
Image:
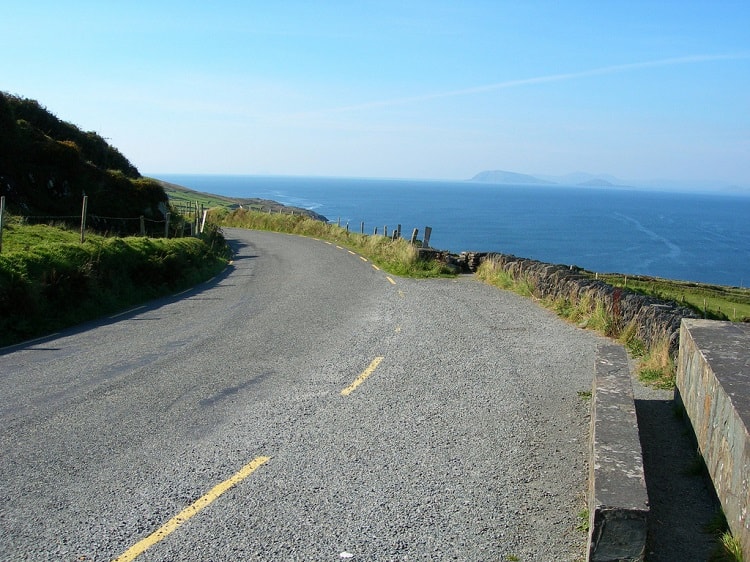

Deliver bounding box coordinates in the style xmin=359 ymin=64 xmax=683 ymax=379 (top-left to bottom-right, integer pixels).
xmin=158 ymin=174 xmax=750 ymax=287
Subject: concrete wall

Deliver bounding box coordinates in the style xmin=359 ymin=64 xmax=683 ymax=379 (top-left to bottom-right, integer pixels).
xmin=675 ymin=319 xmax=750 ymax=558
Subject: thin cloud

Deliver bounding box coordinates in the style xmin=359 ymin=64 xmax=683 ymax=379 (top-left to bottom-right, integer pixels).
xmin=325 ymin=53 xmax=750 ymax=113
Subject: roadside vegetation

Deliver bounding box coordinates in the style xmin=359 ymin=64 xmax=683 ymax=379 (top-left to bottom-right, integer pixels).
xmin=706 ymin=510 xmax=745 ymax=562
xmin=477 ymin=259 xmax=686 ymax=389
xmin=211 ymin=207 xmax=454 ymax=277
xmin=0 ymin=216 xmax=229 ymax=347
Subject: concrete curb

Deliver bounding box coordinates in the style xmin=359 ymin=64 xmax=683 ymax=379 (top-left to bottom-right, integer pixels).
xmin=587 ymin=343 xmax=649 ymax=562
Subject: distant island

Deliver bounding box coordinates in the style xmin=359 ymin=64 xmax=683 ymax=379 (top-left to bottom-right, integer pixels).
xmin=469 ymin=169 xmax=750 ymax=193
xmin=470 ymin=169 xmax=627 ymax=188
xmin=470 ymin=170 xmax=556 ymax=185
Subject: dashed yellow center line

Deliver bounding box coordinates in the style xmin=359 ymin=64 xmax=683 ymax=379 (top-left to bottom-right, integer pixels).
xmin=359 ymin=256 xmax=368 ymax=262
xmin=386 ymin=276 xmax=396 ymax=285
xmin=324 ymin=241 xmax=333 ymax=245
xmin=371 ymin=264 xmax=381 ymax=271
xmin=348 ymin=250 xmax=356 ymax=255
xmin=336 ymin=245 xmax=344 ymax=250
xmin=341 ymin=357 xmax=384 ymax=396
xmin=112 ymin=456 xmax=270 ymax=562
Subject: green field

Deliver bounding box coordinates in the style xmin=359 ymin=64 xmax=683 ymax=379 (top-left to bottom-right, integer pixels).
xmin=154 ymin=178 xmax=321 ymax=217
xmin=591 ymin=273 xmax=750 ymax=322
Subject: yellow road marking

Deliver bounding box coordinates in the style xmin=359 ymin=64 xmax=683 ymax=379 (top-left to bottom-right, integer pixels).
xmin=371 ymin=264 xmax=381 ymax=271
xmin=359 ymin=256 xmax=368 ymax=262
xmin=341 ymin=357 xmax=384 ymax=396
xmin=336 ymin=245 xmax=344 ymax=249
xmin=386 ymin=276 xmax=396 ymax=285
xmin=324 ymin=241 xmax=333 ymax=245
xmin=395 ymin=325 xmax=402 ymax=333
xmin=348 ymin=250 xmax=356 ymax=255
xmin=112 ymin=456 xmax=270 ymax=562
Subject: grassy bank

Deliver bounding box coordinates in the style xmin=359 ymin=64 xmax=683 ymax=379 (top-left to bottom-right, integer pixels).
xmin=212 ymin=207 xmax=453 ymax=277
xmin=0 ymin=218 xmax=229 ymax=347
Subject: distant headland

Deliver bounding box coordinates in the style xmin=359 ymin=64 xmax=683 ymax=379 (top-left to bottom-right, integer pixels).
xmin=469 ymin=169 xmax=748 ymax=193
xmin=469 ymin=169 xmax=628 ymax=188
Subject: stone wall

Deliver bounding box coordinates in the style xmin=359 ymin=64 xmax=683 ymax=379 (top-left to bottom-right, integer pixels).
xmin=675 ymin=320 xmax=750 ymax=559
xmin=447 ymin=251 xmax=700 ymax=357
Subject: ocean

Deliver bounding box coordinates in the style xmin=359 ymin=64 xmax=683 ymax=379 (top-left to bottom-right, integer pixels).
xmin=158 ymin=174 xmax=750 ymax=288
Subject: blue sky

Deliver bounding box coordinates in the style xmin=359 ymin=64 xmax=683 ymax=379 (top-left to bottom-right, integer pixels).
xmin=2 ymin=1 xmax=749 ymax=185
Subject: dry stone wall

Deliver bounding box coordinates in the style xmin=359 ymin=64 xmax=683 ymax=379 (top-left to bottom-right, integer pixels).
xmin=447 ymin=251 xmax=700 ymax=357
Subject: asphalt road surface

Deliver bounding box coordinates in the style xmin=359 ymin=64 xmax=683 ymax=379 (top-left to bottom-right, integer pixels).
xmin=0 ymin=228 xmax=604 ymax=561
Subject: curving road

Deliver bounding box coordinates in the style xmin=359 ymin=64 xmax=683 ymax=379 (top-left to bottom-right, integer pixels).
xmin=0 ymin=228 xmax=604 ymax=561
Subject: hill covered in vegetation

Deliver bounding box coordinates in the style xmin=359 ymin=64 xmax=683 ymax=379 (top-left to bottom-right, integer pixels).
xmin=0 ymin=91 xmax=167 ymax=232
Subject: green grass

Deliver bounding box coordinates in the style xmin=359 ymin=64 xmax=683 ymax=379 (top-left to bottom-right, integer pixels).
xmin=157 ymin=180 xmax=240 ymax=211
xmin=706 ymin=510 xmax=745 ymax=562
xmin=0 ymin=218 xmax=229 ymax=347
xmin=712 ymin=533 xmax=744 ymax=562
xmin=213 ymin=208 xmax=455 ymax=278
xmin=1 ymin=218 xmax=85 ymax=250
xmin=593 ymin=273 xmax=750 ymax=322
xmin=576 ymin=509 xmax=590 ymax=533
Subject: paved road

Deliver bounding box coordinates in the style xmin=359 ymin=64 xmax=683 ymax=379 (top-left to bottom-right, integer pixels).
xmin=0 ymin=228 xmax=603 ymax=561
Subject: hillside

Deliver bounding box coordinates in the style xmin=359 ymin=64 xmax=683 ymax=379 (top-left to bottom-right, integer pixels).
xmin=0 ymin=92 xmax=167 ymax=233
xmin=154 ymin=178 xmax=328 ymax=222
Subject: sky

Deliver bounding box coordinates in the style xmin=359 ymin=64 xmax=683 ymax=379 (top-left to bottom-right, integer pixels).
xmin=1 ymin=1 xmax=749 ymax=186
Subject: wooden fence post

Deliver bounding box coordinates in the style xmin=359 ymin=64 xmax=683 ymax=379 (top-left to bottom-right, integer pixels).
xmin=410 ymin=228 xmax=419 ymax=245
xmin=422 ymin=226 xmax=432 ymax=248
xmin=200 ymin=210 xmax=208 ymax=234
xmin=80 ymin=195 xmax=88 ymax=243
xmin=396 ymin=224 xmax=401 ymax=239
xmin=0 ymin=196 xmax=5 ymax=253
xmin=360 ymin=222 xmax=365 ymax=234
xmin=384 ymin=226 xmax=388 ymax=237
xmin=165 ymin=212 xmax=171 ymax=238
xmin=140 ymin=216 xmax=145 ymax=236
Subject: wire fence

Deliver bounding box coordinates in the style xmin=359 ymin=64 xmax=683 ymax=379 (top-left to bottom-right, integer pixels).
xmin=0 ymin=195 xmax=207 ymax=254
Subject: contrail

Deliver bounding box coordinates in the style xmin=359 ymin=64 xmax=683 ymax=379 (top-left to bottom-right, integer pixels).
xmin=325 ymin=53 xmax=750 ymax=113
